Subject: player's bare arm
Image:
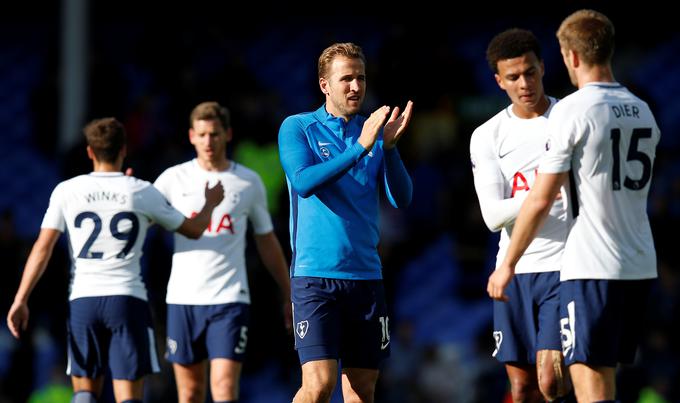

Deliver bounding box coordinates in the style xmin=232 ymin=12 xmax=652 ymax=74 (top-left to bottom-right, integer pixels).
xmin=7 ymin=228 xmax=61 ymax=338
xmin=383 ymin=100 xmax=414 ymax=149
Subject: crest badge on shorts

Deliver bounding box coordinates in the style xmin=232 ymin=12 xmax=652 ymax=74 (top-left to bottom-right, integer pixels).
xmin=296 ymin=320 xmax=309 ymax=339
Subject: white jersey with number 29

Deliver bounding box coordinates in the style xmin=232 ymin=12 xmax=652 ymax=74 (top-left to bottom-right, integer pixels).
xmin=41 ymin=172 xmax=185 ymax=301
xmin=539 ymin=82 xmax=660 ymax=281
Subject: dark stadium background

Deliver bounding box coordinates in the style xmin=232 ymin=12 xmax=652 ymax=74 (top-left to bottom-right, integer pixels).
xmin=1 ymin=2 xmax=678 ymax=402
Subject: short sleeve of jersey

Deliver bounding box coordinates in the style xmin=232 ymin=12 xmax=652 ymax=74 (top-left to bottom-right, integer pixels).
xmin=135 ymin=184 xmax=185 ymax=231
xmin=153 ymin=169 xmax=173 ymax=198
xmin=539 ymin=104 xmax=580 ymax=174
xmin=40 ymin=183 xmax=66 ymax=232
xmin=248 ymin=173 xmax=274 ymax=235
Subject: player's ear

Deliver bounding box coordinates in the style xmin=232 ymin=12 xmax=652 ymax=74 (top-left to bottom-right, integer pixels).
xmin=86 ymin=145 xmax=95 ymax=161
xmin=319 ymin=77 xmax=329 ymax=95
xmin=225 ymin=127 xmax=233 ymax=142
xmin=494 ymin=74 xmax=505 ymax=90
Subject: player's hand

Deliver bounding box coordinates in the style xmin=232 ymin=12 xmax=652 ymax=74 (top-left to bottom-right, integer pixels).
xmin=204 ymin=181 xmax=225 ymax=207
xmin=7 ymin=301 xmax=29 ymax=339
xmin=125 ymin=167 xmax=134 ymax=176
xmin=383 ymin=100 xmax=414 ymax=149
xmin=358 ymin=105 xmax=390 ymax=151
xmin=487 ymin=264 xmax=513 ymax=302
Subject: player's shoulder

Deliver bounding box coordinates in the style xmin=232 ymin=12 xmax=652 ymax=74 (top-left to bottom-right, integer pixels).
xmin=281 ymin=111 xmax=318 ymax=132
xmin=156 ymin=160 xmax=194 ymax=179
xmin=230 ymin=162 xmax=264 ymax=184
xmin=551 ymin=90 xmax=586 ymax=117
xmin=471 ymin=107 xmax=508 ymax=144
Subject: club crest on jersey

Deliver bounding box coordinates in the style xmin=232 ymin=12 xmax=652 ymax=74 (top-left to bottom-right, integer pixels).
xmin=296 ymin=320 xmax=309 ymax=339
xmin=227 ymin=191 xmax=241 ymax=205
xmin=545 ymin=139 xmax=552 ymax=151
xmin=492 ymin=331 xmax=503 ymax=357
xmin=319 ymin=147 xmax=330 ymax=158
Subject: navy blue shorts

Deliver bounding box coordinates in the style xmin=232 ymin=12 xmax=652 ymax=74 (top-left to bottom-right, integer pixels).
xmin=559 ymin=279 xmax=653 ymax=367
xmin=165 ymin=303 xmax=250 ymax=365
xmin=291 ymin=277 xmax=390 ymax=369
xmin=67 ymin=296 xmax=160 ymax=380
xmin=493 ymin=271 xmax=562 ymax=364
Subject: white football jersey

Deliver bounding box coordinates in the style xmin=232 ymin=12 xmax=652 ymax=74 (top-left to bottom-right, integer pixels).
xmin=539 ymin=82 xmax=659 ymax=280
xmin=154 ymin=159 xmax=273 ymax=305
xmin=470 ymin=97 xmax=569 ymax=274
xmin=41 ymin=172 xmax=185 ymax=301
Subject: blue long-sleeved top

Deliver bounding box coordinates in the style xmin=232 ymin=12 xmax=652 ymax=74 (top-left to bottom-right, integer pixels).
xmin=278 ymin=104 xmax=412 ymax=279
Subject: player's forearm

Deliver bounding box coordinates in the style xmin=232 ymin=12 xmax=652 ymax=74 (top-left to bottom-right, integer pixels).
xmin=283 ymin=142 xmax=367 ymax=198
xmin=383 ymin=147 xmax=412 ymax=208
xmin=179 ymin=206 xmax=214 ymax=239
xmin=14 ymin=230 xmax=59 ymax=303
xmin=478 ymin=193 xmax=527 ymax=232
xmin=255 ymin=233 xmax=291 ymax=300
xmin=502 ymin=193 xmax=553 ymax=268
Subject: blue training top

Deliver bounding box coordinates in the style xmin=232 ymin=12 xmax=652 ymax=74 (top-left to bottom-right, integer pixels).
xmin=278 ymin=104 xmax=413 ymax=280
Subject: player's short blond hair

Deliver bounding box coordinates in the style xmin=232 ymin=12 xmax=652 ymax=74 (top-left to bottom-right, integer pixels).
xmin=557 ymin=9 xmax=615 ymax=65
xmin=317 ymin=42 xmax=366 ymax=79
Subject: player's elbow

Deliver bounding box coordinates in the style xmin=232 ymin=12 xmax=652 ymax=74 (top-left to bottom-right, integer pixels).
xmin=484 ymin=218 xmax=503 ymax=233
xmin=289 ymin=177 xmax=315 ymax=198
xmin=527 ymin=195 xmax=554 ymax=216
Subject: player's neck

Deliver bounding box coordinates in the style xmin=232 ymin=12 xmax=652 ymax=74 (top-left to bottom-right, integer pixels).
xmin=578 ymin=64 xmax=615 ymax=88
xmin=196 ymin=156 xmax=230 ymax=172
xmin=92 ymin=161 xmax=122 ymax=173
xmin=513 ymin=95 xmax=550 ymax=119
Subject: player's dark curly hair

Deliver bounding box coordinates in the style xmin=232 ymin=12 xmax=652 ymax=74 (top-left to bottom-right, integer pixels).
xmin=83 ymin=117 xmax=126 ymax=163
xmin=486 ymin=28 xmax=542 ymax=73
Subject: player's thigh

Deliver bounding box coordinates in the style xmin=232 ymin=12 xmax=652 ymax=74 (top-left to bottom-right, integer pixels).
xmin=292 ymin=277 xmax=341 ymax=363
xmin=301 ymin=359 xmax=338 ymax=390
xmin=560 ymin=279 xmax=651 ymax=367
xmin=112 ymin=378 xmax=144 ymax=401
xmin=204 ymin=303 xmax=250 ymax=361
xmin=105 ymin=296 xmax=160 ymax=380
xmin=534 ymin=272 xmax=562 ymax=352
xmin=341 ymin=367 xmax=379 ymax=402
xmin=340 ymin=280 xmax=390 ymax=369
xmin=209 ymin=358 xmax=242 ymax=399
xmin=492 ymin=275 xmax=536 ymax=364
xmin=173 ymin=361 xmax=208 ymax=402
xmin=173 ymin=361 xmax=207 ymax=387
xmin=67 ymin=297 xmax=110 ymax=379
xmin=71 ymin=374 xmax=104 ymax=395
xmin=166 ymin=304 xmax=208 ymax=365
